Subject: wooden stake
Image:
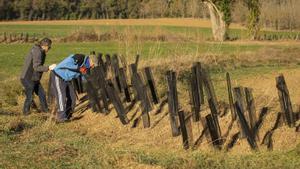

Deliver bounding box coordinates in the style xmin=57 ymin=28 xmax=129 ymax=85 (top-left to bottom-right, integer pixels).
xmin=276 ymin=75 xmax=295 ymax=127
xmin=144 ymin=67 xmax=159 ymax=104
xmin=166 ymin=71 xmax=180 ymax=137
xmin=226 ymin=72 xmax=236 ymax=120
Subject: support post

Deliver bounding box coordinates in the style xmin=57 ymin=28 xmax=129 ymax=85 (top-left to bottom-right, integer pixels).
xmin=276 ymin=75 xmax=295 ymax=127
xmin=144 ymin=67 xmax=159 ymax=104
xmin=226 ymin=72 xmax=236 ymax=120
xmin=106 ymin=81 xmax=129 ymax=125
xmin=166 ymin=71 xmax=180 ymax=137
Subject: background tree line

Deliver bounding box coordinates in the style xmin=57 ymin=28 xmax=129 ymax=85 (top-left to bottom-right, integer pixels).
xmin=0 ymin=0 xmax=299 ymax=30
xmin=0 ymin=0 xmax=207 ymax=20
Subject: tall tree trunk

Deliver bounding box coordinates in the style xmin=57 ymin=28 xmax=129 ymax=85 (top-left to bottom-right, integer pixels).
xmin=42 ymin=11 xmax=46 ymax=20
xmin=91 ymin=9 xmax=97 ymax=19
xmin=28 ymin=9 xmax=33 ymax=20
xmin=204 ymin=2 xmax=227 ymax=41
xmin=19 ymin=9 xmax=25 ymax=20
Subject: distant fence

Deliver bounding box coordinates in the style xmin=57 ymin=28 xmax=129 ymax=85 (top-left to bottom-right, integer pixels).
xmin=49 ymin=52 xmax=300 ymax=151
xmin=0 ymin=32 xmax=39 ymax=43
xmin=1 ymin=31 xmax=300 ymax=44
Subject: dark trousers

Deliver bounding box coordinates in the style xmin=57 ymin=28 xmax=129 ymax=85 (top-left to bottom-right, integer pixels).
xmin=21 ymin=78 xmax=48 ymax=114
xmin=51 ymin=73 xmax=76 ymax=120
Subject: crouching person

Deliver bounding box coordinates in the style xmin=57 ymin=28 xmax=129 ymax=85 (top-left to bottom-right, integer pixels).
xmin=51 ymin=54 xmax=94 ymax=123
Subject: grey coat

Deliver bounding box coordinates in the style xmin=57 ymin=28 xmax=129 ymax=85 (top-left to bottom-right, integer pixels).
xmin=20 ymin=45 xmax=49 ymax=81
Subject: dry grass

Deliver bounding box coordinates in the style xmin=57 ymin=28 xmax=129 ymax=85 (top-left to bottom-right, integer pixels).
xmin=208 ymin=40 xmax=300 ymax=46
xmin=59 ymin=27 xmax=179 ymax=43
xmin=1 ymin=37 xmax=300 ymax=168
xmin=53 ymin=66 xmax=300 ymax=156
xmin=1 ymin=65 xmax=299 ymax=168
xmin=0 ymin=18 xmax=243 ymax=29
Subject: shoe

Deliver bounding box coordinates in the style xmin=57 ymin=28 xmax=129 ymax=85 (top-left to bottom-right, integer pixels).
xmin=66 ymin=113 xmax=73 ymax=120
xmin=23 ymin=111 xmax=30 ymax=116
xmin=41 ymin=109 xmax=49 ymax=113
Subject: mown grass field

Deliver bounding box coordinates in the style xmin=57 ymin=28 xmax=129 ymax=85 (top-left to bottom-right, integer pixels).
xmin=0 ymin=18 xmax=299 ymax=40
xmin=0 ymin=19 xmax=300 ymax=168
xmin=1 ymin=41 xmax=299 ymax=78
xmin=0 ymin=42 xmax=271 ymax=76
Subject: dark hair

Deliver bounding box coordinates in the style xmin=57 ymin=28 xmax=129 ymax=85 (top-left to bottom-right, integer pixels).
xmin=72 ymin=54 xmax=86 ymax=66
xmin=38 ymin=38 xmax=52 ymax=47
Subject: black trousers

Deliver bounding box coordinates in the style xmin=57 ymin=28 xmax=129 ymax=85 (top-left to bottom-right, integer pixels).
xmin=21 ymin=78 xmax=48 ymax=114
xmin=50 ymin=73 xmax=76 ymax=120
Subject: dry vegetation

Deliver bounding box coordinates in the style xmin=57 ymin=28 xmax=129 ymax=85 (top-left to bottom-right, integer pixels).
xmin=1 ymin=65 xmax=299 ymax=168
xmin=64 ymin=66 xmax=300 ymax=153
xmin=1 ymin=49 xmax=300 ymax=168
xmin=0 ymin=17 xmax=299 ymax=168
xmin=0 ymin=18 xmax=242 ymax=29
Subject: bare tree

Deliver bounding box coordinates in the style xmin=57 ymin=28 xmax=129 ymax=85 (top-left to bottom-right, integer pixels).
xmin=202 ymin=0 xmax=233 ymax=41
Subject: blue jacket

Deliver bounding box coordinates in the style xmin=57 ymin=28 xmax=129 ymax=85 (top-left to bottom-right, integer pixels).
xmin=54 ymin=54 xmax=84 ymax=81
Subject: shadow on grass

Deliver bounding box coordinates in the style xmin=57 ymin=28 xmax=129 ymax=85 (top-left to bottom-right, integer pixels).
xmin=71 ymin=115 xmax=84 ymax=121
xmin=0 ymin=109 xmax=19 ymax=116
xmin=6 ymin=120 xmax=33 ymax=135
xmin=225 ymin=107 xmax=270 ymax=151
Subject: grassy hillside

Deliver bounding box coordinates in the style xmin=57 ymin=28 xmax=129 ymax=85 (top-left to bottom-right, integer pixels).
xmin=0 ymin=19 xmax=299 ymax=168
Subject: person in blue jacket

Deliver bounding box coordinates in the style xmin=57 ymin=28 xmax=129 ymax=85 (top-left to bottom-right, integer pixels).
xmin=50 ymin=54 xmax=94 ymax=123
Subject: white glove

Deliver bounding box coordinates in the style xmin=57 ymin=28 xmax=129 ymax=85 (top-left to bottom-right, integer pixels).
xmin=49 ymin=64 xmax=57 ymax=70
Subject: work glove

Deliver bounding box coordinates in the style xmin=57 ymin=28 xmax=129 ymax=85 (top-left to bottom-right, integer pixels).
xmin=49 ymin=64 xmax=57 ymax=70
xmin=79 ymin=66 xmax=87 ymax=74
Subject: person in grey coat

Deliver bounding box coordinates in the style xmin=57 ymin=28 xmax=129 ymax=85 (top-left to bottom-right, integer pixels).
xmin=20 ymin=38 xmax=56 ymax=115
